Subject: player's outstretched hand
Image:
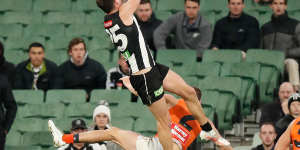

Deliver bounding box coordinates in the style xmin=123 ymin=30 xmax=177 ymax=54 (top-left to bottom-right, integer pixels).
xmin=120 ymin=76 xmax=138 ymax=96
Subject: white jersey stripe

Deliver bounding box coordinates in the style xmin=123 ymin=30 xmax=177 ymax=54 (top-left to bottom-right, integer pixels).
xmin=133 ymin=17 xmax=151 ymax=68
xmin=128 ymin=53 xmax=139 ymax=73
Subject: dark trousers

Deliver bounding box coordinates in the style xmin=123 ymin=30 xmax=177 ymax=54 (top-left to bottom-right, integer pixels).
xmin=0 ymin=129 xmax=6 ymax=150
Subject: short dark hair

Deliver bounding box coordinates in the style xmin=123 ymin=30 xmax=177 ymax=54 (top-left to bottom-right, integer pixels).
xmin=228 ymin=0 xmax=244 ymax=3
xmin=68 ymin=38 xmax=86 ymax=53
xmin=259 ymin=122 xmax=275 ymax=131
xmin=0 ymin=41 xmax=4 ymax=56
xmin=185 ymin=0 xmax=200 ymax=5
xmin=28 ymin=42 xmax=45 ymax=52
xmin=140 ymin=0 xmax=151 ymax=4
xmin=271 ymin=0 xmax=288 ymax=5
xmin=96 ymin=0 xmax=115 ymax=13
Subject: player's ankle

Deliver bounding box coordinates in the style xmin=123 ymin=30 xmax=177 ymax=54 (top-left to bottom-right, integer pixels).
xmin=200 ymin=122 xmax=212 ymax=132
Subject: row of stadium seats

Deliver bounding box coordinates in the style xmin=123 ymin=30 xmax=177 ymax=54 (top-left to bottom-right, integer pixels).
xmin=1 ymin=0 xmax=300 ymax=13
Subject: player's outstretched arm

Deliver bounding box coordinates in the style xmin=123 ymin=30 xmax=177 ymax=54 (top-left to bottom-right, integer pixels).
xmin=119 ymin=0 xmax=140 ymax=25
xmin=275 ymin=121 xmax=293 ymax=150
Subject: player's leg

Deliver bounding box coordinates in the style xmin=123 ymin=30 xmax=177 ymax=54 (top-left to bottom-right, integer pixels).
xmin=49 ymin=120 xmax=137 ymax=150
xmin=162 ymin=69 xmax=209 ymax=127
xmin=148 ymin=96 xmax=174 ymax=150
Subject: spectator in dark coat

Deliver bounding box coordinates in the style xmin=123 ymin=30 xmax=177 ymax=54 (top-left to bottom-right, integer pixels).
xmin=0 ymin=41 xmax=16 ymax=87
xmin=15 ymin=42 xmax=60 ymax=91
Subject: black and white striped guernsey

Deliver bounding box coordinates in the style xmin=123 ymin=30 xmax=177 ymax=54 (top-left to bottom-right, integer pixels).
xmin=104 ymin=12 xmax=155 ymax=74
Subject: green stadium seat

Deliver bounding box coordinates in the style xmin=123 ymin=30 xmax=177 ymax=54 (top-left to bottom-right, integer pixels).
xmin=88 ymin=50 xmax=113 ymax=67
xmin=156 ymin=0 xmax=184 ymax=13
xmin=5 ymin=146 xmax=42 ymax=150
xmin=33 ymin=0 xmax=71 ymax=12
xmin=194 ymin=62 xmax=221 ymax=77
xmin=0 ymin=24 xmax=23 ymax=38
xmin=11 ymin=118 xmax=45 ymax=132
xmin=221 ymin=62 xmax=261 ymax=115
xmin=244 ymin=0 xmax=272 ymax=13
xmin=90 ymin=89 xmax=132 ymax=106
xmin=46 ymin=36 xmax=89 ymax=51
xmin=65 ymin=24 xmax=105 ymax=38
xmin=24 ymin=24 xmax=65 ymax=38
xmin=22 ymin=131 xmax=53 ymax=146
xmin=72 ymin=0 xmax=99 ymax=12
xmin=111 ymin=116 xmax=135 ymax=130
xmin=43 ymin=12 xmax=85 ymax=25
xmin=5 ymin=36 xmax=46 ymax=51
xmin=156 ymin=49 xmax=197 ymax=67
xmin=200 ymin=0 xmax=227 ymax=13
xmin=287 ymin=0 xmax=300 ymax=12
xmin=86 ymin=11 xmax=106 ymax=24
xmin=13 ymin=90 xmax=44 ymax=105
xmin=290 ymin=11 xmax=300 ymax=20
xmin=88 ymin=36 xmax=113 ymax=51
xmin=46 ymin=89 xmax=87 ymax=104
xmin=201 ymin=11 xmax=216 ymax=27
xmin=155 ymin=10 xmax=173 ymax=21
xmin=112 ymin=101 xmax=148 ymax=119
xmin=19 ymin=104 xmax=64 ymax=119
xmin=4 ymin=50 xmax=27 ymax=65
xmin=202 ymin=104 xmax=216 ymax=123
xmin=258 ymin=12 xmax=272 ymax=27
xmin=64 ymin=103 xmax=93 ymax=119
xmin=0 ymin=0 xmax=32 ymax=11
xmin=1 ymin=12 xmax=42 ymax=24
xmin=51 ymin=118 xmax=75 ymax=132
xmin=46 ymin=50 xmax=69 ymax=65
xmin=247 ymin=49 xmax=285 ymax=103
xmin=134 ymin=110 xmax=156 ymax=136
xmin=202 ymin=50 xmax=243 ymax=64
xmin=5 ymin=131 xmax=22 ymax=146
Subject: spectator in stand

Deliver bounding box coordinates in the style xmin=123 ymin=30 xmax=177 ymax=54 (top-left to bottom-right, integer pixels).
xmin=58 ymin=119 xmax=105 ymax=150
xmin=261 ymin=0 xmax=300 ymax=91
xmin=260 ymin=82 xmax=295 ymax=124
xmin=0 ymin=41 xmax=16 ymax=87
xmin=211 ymin=0 xmax=260 ymax=59
xmin=154 ymin=0 xmax=212 ymax=61
xmin=135 ymin=0 xmax=162 ymax=58
xmin=14 ymin=42 xmax=59 ymax=91
xmin=106 ymin=53 xmax=130 ymax=89
xmin=58 ymin=38 xmax=107 ymax=100
xmin=90 ymin=100 xmax=123 ymax=150
xmin=275 ymin=93 xmax=300 ymax=142
xmin=0 ymin=75 xmax=17 ymax=150
xmin=252 ymin=122 xmax=277 ymax=150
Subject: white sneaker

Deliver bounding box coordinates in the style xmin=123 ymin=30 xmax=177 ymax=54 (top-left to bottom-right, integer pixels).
xmin=199 ymin=130 xmax=230 ymax=146
xmin=48 ymin=120 xmax=66 ymax=147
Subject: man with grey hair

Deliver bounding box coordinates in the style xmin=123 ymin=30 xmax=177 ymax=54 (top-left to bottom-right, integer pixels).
xmin=260 ymin=82 xmax=296 ymax=124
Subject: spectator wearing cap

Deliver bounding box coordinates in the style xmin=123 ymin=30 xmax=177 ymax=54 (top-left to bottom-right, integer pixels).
xmin=91 ymin=102 xmax=123 ymax=150
xmin=58 ymin=38 xmax=107 ymax=101
xmin=14 ymin=42 xmax=60 ymax=91
xmin=58 ymin=119 xmax=106 ymax=150
xmin=0 ymin=41 xmax=16 ymax=87
xmin=275 ymin=93 xmax=300 ymax=142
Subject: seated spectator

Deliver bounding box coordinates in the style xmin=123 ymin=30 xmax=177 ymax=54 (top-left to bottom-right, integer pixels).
xmin=0 ymin=75 xmax=17 ymax=150
xmin=252 ymin=122 xmax=276 ymax=150
xmin=15 ymin=42 xmax=59 ymax=90
xmin=275 ymin=93 xmax=300 ymax=142
xmin=91 ymin=101 xmax=123 ymax=150
xmin=135 ymin=0 xmax=162 ymax=57
xmin=58 ymin=119 xmax=105 ymax=150
xmin=58 ymin=38 xmax=107 ymax=99
xmin=154 ymin=0 xmax=212 ymax=61
xmin=261 ymin=0 xmax=300 ymax=91
xmin=106 ymin=53 xmax=130 ymax=89
xmin=260 ymin=82 xmax=295 ymax=124
xmin=211 ymin=0 xmax=260 ymax=58
xmin=0 ymin=41 xmax=16 ymax=87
